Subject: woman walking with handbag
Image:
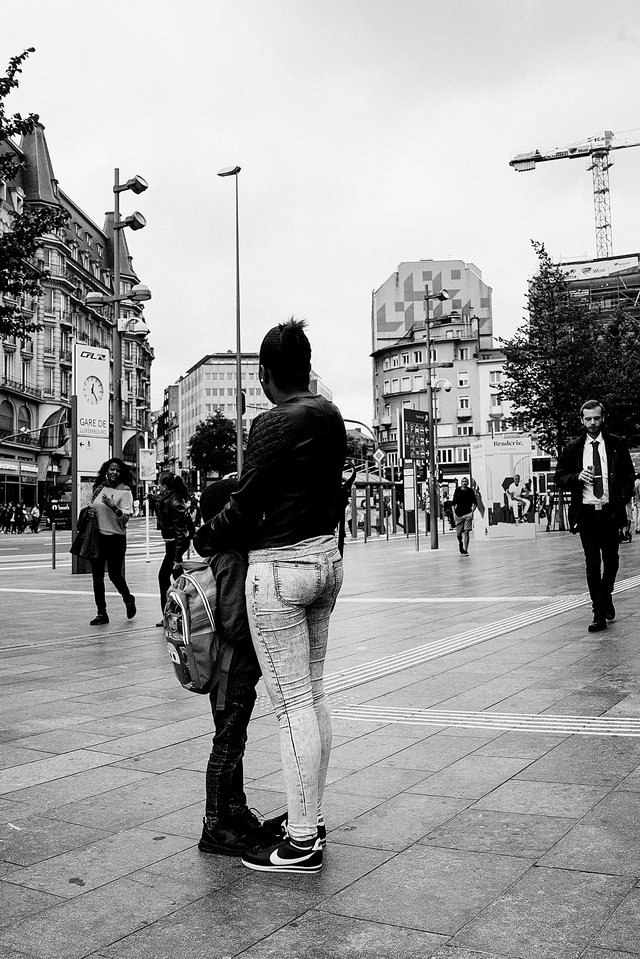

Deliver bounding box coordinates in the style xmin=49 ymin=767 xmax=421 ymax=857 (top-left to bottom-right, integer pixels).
xmin=88 ymin=458 xmax=136 ymax=626
xmin=195 ymin=319 xmax=346 ymax=874
xmin=156 ymin=470 xmax=192 ymax=626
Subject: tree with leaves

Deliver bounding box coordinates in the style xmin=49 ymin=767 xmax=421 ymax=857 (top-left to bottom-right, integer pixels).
xmin=345 ymin=429 xmax=374 ymax=464
xmin=188 ymin=412 xmax=243 ymax=477
xmin=500 ymin=241 xmax=617 ymax=456
xmin=592 ymin=310 xmax=640 ymax=446
xmin=1 ymin=47 xmax=68 ymax=338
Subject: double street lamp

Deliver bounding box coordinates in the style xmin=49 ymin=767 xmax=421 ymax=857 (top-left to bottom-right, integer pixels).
xmin=424 ymin=285 xmax=450 ymax=549
xmin=85 ymin=278 xmax=152 ymax=458
xmin=217 ymin=165 xmax=243 ymax=475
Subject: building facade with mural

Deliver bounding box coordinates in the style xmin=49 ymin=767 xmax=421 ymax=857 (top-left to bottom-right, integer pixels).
xmin=371 ymin=259 xmax=511 ymax=486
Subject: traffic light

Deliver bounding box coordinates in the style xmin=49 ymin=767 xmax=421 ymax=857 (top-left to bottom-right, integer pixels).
xmin=438 ymin=468 xmax=444 ymax=483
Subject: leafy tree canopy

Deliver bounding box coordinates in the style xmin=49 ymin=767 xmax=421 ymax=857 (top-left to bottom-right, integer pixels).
xmin=499 ymin=241 xmax=640 ymax=454
xmin=1 ymin=48 xmax=68 ymax=339
xmin=345 ymin=430 xmax=374 ymax=463
xmin=187 ymin=412 xmax=242 ymax=476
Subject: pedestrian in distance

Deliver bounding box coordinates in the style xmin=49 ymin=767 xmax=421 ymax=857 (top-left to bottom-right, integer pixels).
xmin=195 ymin=479 xmax=272 ymax=858
xmin=443 ymin=493 xmax=456 ymax=530
xmin=452 ymin=477 xmax=477 ymax=555
xmin=29 ymin=503 xmax=41 ymax=533
xmin=156 ymin=470 xmax=192 ymax=627
xmin=87 ymin=458 xmax=137 ymax=626
xmin=555 ymin=399 xmax=635 ymax=633
xmin=195 ymin=318 xmax=347 ymax=875
xmin=634 ymin=472 xmax=640 ymax=534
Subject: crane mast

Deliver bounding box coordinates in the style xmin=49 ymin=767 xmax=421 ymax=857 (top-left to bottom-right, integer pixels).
xmin=510 ymin=130 xmax=640 ymax=258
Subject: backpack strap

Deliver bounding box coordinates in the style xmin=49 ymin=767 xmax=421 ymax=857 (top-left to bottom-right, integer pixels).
xmin=214 ymin=644 xmax=235 ymax=710
xmin=338 ymin=462 xmax=357 ymax=557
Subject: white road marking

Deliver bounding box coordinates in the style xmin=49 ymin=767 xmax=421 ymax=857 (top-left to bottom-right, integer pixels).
xmin=323 ymin=574 xmax=640 ymax=696
xmin=0 ymin=587 xmax=158 ymax=598
xmin=331 ymin=703 xmax=640 ymax=738
xmin=339 ymin=596 xmax=558 ymax=603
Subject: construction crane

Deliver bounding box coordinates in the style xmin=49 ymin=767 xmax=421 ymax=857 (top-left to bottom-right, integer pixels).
xmin=509 ymin=130 xmax=640 ymax=258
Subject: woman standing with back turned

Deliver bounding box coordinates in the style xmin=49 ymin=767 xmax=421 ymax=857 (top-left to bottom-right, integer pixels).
xmin=195 ymin=319 xmax=346 ymax=875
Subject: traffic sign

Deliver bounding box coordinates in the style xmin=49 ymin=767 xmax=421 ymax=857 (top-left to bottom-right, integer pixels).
xmin=373 ymin=448 xmax=386 ymax=465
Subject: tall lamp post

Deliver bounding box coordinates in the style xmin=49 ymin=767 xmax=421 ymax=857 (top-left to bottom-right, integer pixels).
xmin=217 ymin=165 xmax=243 ymax=475
xmin=424 ymin=285 xmax=450 ymax=549
xmin=111 ymin=171 xmax=148 ymax=459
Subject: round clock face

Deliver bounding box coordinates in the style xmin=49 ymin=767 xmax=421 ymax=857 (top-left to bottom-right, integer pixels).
xmin=83 ymin=375 xmax=104 ymax=405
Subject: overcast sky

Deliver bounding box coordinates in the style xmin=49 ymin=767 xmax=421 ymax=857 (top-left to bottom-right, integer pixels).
xmin=3 ymin=1 xmax=640 ymax=426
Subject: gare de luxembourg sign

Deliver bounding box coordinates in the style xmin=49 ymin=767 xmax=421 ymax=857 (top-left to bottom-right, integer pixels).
xmin=73 ymin=344 xmax=110 ymax=474
xmin=75 ymin=346 xmax=109 ymax=438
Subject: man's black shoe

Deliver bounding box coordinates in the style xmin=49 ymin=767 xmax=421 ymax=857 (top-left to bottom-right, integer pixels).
xmin=90 ymin=613 xmax=109 ymax=626
xmin=263 ymin=810 xmax=327 ymax=848
xmin=229 ymin=807 xmax=275 ymax=846
xmin=588 ymin=617 xmax=607 ymax=633
xmin=604 ymin=600 xmax=616 ymax=622
xmin=125 ymin=595 xmax=137 ymax=620
xmin=198 ymin=817 xmax=259 ymax=857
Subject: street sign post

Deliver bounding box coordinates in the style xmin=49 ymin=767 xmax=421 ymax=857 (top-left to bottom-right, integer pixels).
xmin=138 ymin=443 xmax=156 ymax=563
xmin=399 ymin=409 xmax=429 ymax=551
xmin=71 ymin=345 xmax=111 ymax=574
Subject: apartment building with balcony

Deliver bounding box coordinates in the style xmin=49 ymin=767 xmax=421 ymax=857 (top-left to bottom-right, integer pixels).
xmin=156 ymin=383 xmax=180 ymax=473
xmin=371 ymin=259 xmax=512 ymax=484
xmin=0 ymin=122 xmax=153 ymax=505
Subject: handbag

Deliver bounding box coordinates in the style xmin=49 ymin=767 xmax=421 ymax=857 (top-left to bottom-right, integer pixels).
xmin=70 ymin=507 xmax=101 ymax=560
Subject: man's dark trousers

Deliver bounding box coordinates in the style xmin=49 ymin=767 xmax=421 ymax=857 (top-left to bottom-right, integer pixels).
xmin=578 ymin=505 xmax=619 ymax=617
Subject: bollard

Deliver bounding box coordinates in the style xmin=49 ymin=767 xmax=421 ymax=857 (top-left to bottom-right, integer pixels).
xmin=51 ymin=521 xmax=56 ymax=570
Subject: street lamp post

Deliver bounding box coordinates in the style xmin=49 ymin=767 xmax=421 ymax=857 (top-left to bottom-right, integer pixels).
xmin=424 ymin=285 xmax=450 ymax=549
xmin=111 ymin=170 xmax=148 ymax=458
xmin=217 ymin=165 xmax=243 ymax=475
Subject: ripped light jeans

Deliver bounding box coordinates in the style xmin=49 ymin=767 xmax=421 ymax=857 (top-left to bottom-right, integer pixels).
xmin=246 ymin=535 xmax=343 ymax=842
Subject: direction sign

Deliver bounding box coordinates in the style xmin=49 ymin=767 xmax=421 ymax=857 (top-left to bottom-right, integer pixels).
xmin=139 ymin=449 xmax=157 ymax=483
xmin=401 ymin=408 xmax=429 ymax=460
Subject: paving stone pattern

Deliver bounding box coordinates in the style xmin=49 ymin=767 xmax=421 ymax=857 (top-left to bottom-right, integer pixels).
xmin=1 ymin=524 xmax=640 ymax=958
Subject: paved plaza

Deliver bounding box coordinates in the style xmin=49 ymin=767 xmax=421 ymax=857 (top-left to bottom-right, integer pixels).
xmin=1 ymin=521 xmax=640 ymax=958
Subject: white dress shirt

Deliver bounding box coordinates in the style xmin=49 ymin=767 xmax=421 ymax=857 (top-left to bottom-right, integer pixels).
xmin=582 ymin=433 xmax=609 ymax=504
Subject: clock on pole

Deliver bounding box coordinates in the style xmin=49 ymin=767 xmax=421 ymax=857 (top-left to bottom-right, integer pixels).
xmin=83 ymin=375 xmax=104 ymax=405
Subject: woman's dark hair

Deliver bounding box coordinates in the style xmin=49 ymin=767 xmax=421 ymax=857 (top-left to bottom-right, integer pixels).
xmin=93 ymin=457 xmax=133 ymax=491
xmin=158 ymin=470 xmax=189 ymax=501
xmin=259 ymin=317 xmax=311 ymax=390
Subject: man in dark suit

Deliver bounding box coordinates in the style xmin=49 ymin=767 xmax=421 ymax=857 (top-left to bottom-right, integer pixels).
xmin=555 ymin=399 xmax=635 ymax=632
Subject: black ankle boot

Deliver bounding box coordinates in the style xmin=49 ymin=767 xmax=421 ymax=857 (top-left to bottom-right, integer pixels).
xmin=198 ymin=817 xmax=260 ymax=857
